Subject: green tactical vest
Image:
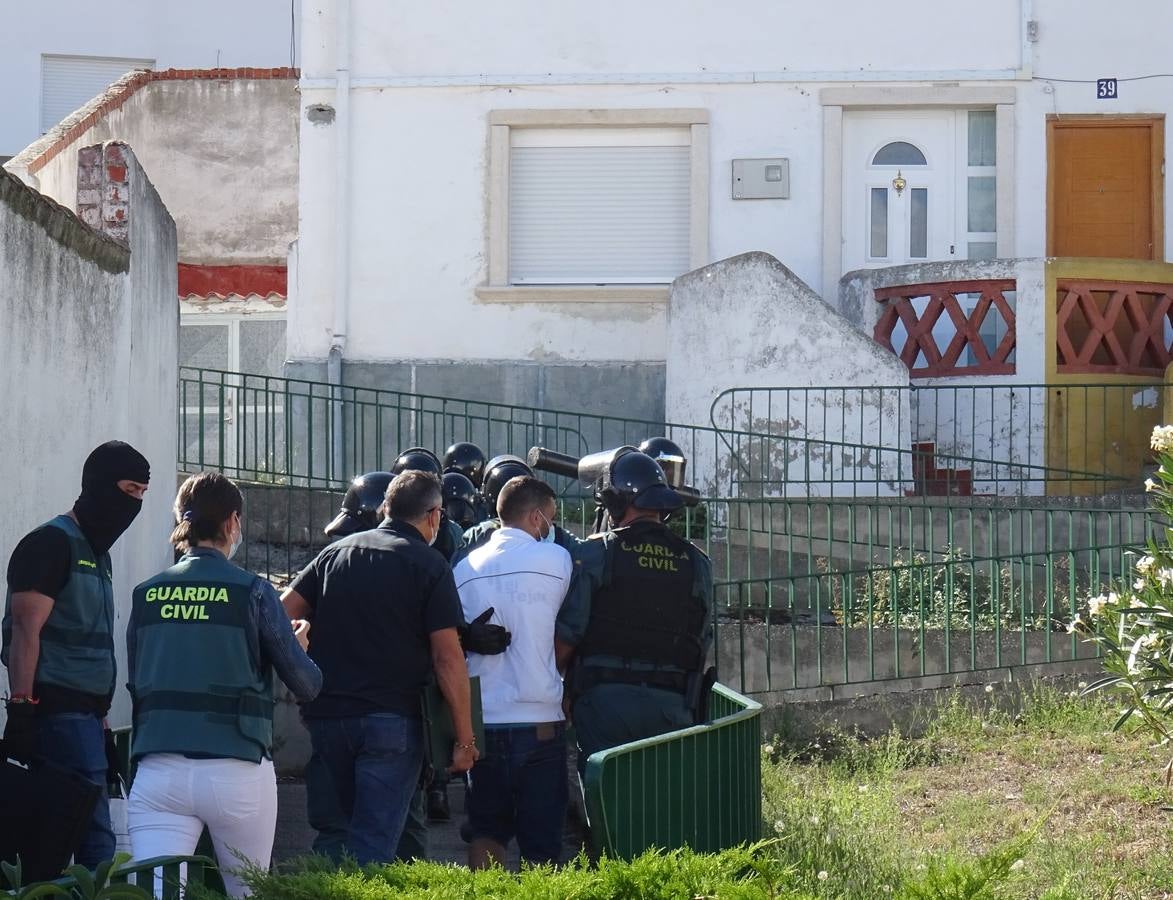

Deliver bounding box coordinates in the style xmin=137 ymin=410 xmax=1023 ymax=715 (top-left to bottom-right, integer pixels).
xmin=129 ymin=549 xmax=273 ymax=764
xmin=1 ymin=515 xmax=116 ymax=699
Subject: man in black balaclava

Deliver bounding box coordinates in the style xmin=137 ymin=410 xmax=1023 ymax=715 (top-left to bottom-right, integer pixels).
xmin=1 ymin=441 xmax=150 ymax=873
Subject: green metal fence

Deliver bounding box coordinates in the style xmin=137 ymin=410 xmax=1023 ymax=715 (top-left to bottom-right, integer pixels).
xmin=181 ymin=368 xmax=1144 ymax=499
xmin=44 ymin=856 xmax=218 ymax=898
xmin=712 ymin=537 xmax=1146 ymax=696
xmin=583 ymin=683 xmax=761 ymax=859
xmin=180 ymin=367 xmax=1158 ymax=697
xmin=711 ymin=381 xmax=1168 ymax=497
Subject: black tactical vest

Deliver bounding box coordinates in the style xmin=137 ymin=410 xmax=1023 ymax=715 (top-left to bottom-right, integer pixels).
xmin=577 ymin=520 xmax=706 ymax=672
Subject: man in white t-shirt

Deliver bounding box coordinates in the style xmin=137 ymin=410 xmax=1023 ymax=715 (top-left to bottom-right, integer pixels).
xmin=453 ymin=475 xmax=572 ymax=868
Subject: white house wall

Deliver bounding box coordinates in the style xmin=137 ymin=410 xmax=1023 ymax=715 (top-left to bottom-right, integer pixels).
xmin=293 ymin=0 xmax=1173 ymax=422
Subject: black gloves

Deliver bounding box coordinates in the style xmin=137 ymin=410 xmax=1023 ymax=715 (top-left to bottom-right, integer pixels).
xmin=2 ymin=702 xmax=38 ymax=763
xmin=458 ymin=607 xmax=511 ymax=655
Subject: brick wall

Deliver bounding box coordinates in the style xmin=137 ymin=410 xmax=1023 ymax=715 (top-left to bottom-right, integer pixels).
xmin=76 ymin=142 xmax=130 ymax=246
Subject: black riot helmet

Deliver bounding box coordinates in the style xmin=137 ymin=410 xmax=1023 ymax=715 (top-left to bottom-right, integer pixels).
xmin=441 ymin=472 xmax=480 ymax=530
xmin=391 ymin=447 xmax=442 ymax=477
xmin=482 ymin=454 xmax=534 ymax=517
xmin=638 ymin=436 xmax=687 ymax=490
xmin=595 ymin=447 xmax=683 ymax=522
xmin=442 ymin=442 xmax=487 ymax=488
xmin=324 ymin=471 xmax=394 ymax=537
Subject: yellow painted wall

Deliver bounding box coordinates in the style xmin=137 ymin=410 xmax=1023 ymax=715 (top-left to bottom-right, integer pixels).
xmin=1044 ymin=259 xmax=1173 ymax=495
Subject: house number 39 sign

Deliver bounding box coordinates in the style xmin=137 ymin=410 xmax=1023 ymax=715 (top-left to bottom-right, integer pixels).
xmin=1096 ymin=78 xmax=1118 ymax=99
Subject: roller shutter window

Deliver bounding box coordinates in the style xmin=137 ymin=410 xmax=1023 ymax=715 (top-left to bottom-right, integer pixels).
xmin=509 ymin=127 xmax=691 ymax=284
xmin=41 ymin=54 xmax=154 ymax=133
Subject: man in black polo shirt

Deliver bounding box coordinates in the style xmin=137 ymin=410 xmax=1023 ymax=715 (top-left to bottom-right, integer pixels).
xmin=282 ymin=470 xmax=478 ymax=865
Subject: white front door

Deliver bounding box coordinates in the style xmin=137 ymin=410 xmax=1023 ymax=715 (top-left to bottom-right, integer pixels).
xmin=842 ymin=109 xmax=998 ymax=274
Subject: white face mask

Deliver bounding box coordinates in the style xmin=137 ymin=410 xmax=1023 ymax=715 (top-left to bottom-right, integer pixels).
xmin=538 ymin=510 xmax=556 ymax=544
xmin=228 ymin=517 xmax=242 ymax=559
xmin=428 ymin=511 xmax=440 ymax=546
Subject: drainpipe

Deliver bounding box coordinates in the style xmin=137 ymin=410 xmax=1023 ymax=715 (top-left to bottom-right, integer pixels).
xmin=1018 ymin=0 xmax=1035 ymax=79
xmin=328 ymin=0 xmax=351 ymax=482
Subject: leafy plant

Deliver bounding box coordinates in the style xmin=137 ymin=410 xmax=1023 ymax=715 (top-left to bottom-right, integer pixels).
xmin=0 ymin=854 xmax=151 ymax=900
xmin=1074 ymin=423 xmax=1173 ymax=784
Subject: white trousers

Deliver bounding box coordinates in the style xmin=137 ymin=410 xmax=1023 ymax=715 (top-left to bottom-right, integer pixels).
xmin=128 ymin=754 xmax=277 ymax=899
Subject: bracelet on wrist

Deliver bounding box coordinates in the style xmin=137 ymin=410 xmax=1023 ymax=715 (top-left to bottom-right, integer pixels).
xmin=454 ymin=738 xmax=477 ymax=751
xmin=7 ymin=694 xmax=38 ymax=705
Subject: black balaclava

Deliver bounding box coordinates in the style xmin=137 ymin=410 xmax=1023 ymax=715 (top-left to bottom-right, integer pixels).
xmin=73 ymin=441 xmax=151 ymax=556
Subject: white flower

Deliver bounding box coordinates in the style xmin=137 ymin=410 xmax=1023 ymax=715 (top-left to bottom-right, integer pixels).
xmin=858 ymin=784 xmax=869 ymax=793
xmin=1088 ymin=595 xmax=1109 ymax=618
xmin=1136 ymin=555 xmax=1156 ymax=575
xmin=762 ymin=743 xmax=775 ymax=757
xmin=1078 ymin=681 xmax=1088 ymax=689
xmin=817 ymin=871 xmax=829 ymax=881
xmin=810 ymin=815 xmax=821 ymax=825
xmin=1135 ymin=577 xmax=1147 ymax=591
xmin=1141 ymin=633 xmax=1161 ymax=649
xmin=1151 ymin=425 xmax=1173 ymax=453
xmin=1067 ymin=615 xmax=1085 ymax=634
xmin=774 ymin=819 xmax=785 ymax=833
xmin=1146 ymin=477 xmax=1158 ymax=492
xmin=1010 ymin=859 xmax=1025 ymax=872
xmin=1131 ymin=596 xmax=1149 ymax=609
xmin=1156 ymin=569 xmax=1173 ymax=589
xmin=985 ymin=684 xmax=995 ymax=693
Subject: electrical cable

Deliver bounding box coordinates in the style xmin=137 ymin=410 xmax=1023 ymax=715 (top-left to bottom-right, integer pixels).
xmin=1034 ymin=73 xmax=1173 ymax=84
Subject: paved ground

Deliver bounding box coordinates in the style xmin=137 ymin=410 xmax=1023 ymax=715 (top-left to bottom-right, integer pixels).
xmin=272 ymin=777 xmax=588 ymax=870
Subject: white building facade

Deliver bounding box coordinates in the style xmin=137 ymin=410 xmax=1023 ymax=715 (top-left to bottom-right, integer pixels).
xmin=0 ymin=0 xmax=297 ymax=159
xmin=292 ymin=0 xmax=1169 ymax=420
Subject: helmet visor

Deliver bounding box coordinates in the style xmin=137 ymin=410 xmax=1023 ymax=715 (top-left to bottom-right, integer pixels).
xmin=632 ymin=483 xmax=684 ymax=512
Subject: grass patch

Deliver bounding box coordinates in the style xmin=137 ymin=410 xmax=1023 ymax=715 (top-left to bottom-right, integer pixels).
xmin=763 ymin=684 xmax=1173 ymax=899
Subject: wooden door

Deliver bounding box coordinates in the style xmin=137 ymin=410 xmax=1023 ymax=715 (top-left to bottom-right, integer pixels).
xmin=1048 ymin=116 xmax=1164 ymax=260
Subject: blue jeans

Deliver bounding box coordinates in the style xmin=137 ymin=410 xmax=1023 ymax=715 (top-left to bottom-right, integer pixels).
xmin=572 ymin=685 xmax=692 ymax=776
xmin=37 ymin=712 xmax=114 ymax=868
xmin=465 ymin=723 xmax=567 ymax=864
xmin=304 ymin=749 xmax=428 ymax=862
xmin=305 ymin=713 xmax=424 ymax=865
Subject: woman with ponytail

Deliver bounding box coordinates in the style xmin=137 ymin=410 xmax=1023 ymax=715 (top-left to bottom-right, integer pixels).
xmin=125 ymin=472 xmax=321 ymax=897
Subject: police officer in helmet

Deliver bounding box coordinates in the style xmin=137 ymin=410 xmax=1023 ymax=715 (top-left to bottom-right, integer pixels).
xmin=324 ymin=472 xmax=394 ymax=538
xmin=442 ymin=443 xmax=488 ymax=489
xmin=565 ymin=449 xmax=713 ymax=772
xmin=391 ymin=451 xmax=463 ymax=562
xmin=441 ymin=472 xmax=480 ymax=532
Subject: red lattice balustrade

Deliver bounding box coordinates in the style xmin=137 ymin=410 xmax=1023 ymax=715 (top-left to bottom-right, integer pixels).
xmin=1055 ymin=279 xmax=1173 ymax=376
xmin=873 ymin=280 xmax=1017 ymax=378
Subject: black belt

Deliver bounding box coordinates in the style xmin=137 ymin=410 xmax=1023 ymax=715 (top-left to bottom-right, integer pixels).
xmin=575 ymin=665 xmax=689 ymax=695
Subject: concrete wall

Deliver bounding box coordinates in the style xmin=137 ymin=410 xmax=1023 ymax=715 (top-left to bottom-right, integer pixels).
xmin=0 ymin=143 xmax=178 ymax=728
xmin=9 ymin=76 xmax=298 ymax=267
xmin=840 ymin=258 xmax=1048 ymax=492
xmin=0 ymin=0 xmax=296 ymax=157
xmin=667 ymin=252 xmax=911 ymax=496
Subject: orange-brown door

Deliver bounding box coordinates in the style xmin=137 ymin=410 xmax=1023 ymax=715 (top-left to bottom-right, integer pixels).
xmin=1048 ymin=116 xmax=1164 ymax=260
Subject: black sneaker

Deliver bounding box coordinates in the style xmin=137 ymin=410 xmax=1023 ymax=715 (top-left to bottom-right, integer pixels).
xmin=427 ymin=786 xmax=450 ymax=822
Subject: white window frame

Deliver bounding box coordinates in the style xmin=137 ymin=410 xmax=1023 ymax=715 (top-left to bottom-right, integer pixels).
xmin=180 ymin=308 xmax=287 ymax=374
xmin=477 ymin=108 xmax=710 ymax=304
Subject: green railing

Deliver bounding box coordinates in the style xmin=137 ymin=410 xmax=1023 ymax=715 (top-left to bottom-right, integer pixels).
xmin=712 ymin=537 xmax=1147 ymax=696
xmin=711 ymin=381 xmax=1168 ymax=497
xmin=180 ymin=368 xmax=1138 ymax=499
xmin=43 ymin=856 xmax=218 ymax=898
xmin=583 ymin=683 xmax=761 ymax=859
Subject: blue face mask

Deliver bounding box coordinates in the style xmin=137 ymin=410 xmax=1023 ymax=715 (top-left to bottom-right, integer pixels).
xmin=538 ymin=510 xmax=556 ymax=543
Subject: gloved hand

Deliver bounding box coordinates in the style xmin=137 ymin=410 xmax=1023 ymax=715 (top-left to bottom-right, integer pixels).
xmin=2 ymin=702 xmax=38 ymax=764
xmin=458 ymin=607 xmax=511 ymax=655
